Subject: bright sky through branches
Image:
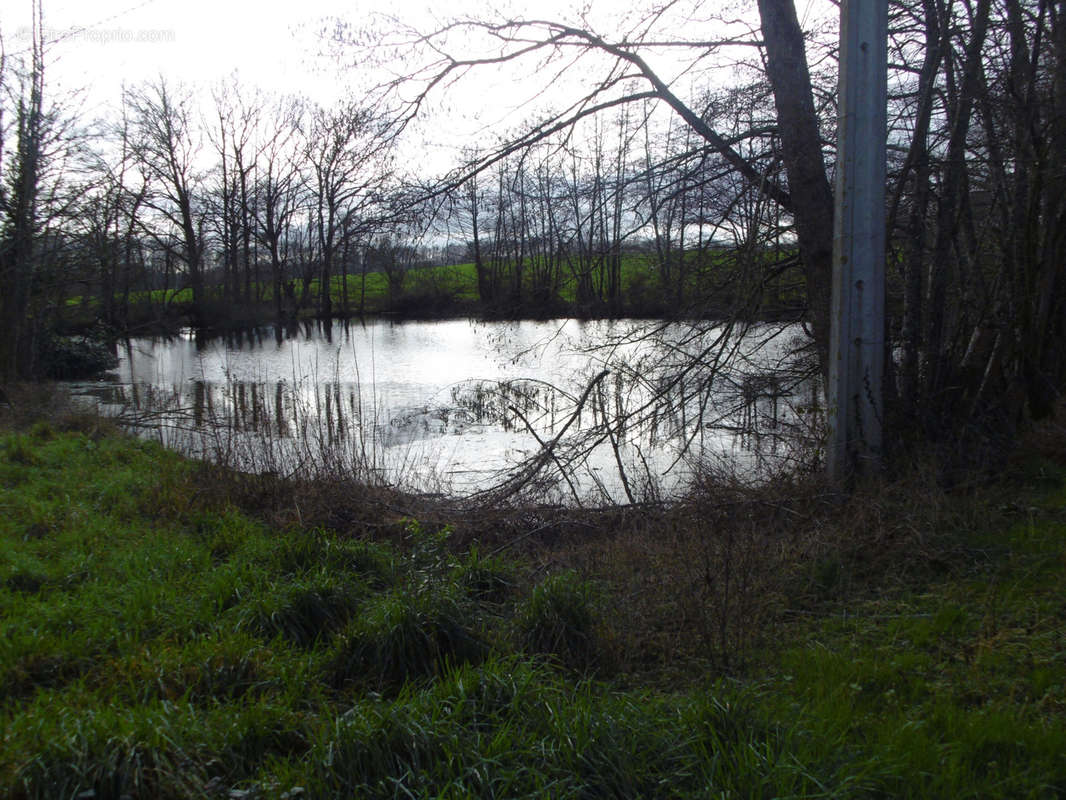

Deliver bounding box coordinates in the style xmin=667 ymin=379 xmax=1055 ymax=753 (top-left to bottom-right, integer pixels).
xmin=3 ymin=0 xmax=363 ymax=109
xmin=2 ymin=1 xmax=639 ymax=99
xmin=2 ymin=0 xmax=834 ymax=176
xmin=0 ymin=0 xmax=813 ymax=107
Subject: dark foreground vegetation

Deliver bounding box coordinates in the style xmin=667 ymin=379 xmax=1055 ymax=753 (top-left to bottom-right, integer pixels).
xmin=2 ymin=392 xmax=1065 ymax=798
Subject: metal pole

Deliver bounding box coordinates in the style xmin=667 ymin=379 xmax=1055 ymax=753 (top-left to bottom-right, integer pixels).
xmin=828 ymin=0 xmax=888 ymax=480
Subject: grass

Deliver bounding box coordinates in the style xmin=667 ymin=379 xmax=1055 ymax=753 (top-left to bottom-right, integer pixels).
xmin=1 ymin=412 xmax=1065 ymax=797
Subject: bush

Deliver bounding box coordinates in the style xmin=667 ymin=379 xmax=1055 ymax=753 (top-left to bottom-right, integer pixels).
xmin=37 ymin=333 xmax=118 ymax=379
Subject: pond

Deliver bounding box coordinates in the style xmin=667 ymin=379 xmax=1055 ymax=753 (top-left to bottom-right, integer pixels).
xmin=69 ymin=318 xmax=820 ymax=504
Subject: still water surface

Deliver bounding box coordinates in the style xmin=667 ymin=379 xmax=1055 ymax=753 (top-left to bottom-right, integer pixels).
xmin=71 ymin=318 xmax=817 ymax=504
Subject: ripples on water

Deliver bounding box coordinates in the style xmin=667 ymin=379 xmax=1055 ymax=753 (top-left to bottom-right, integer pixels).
xmin=69 ymin=318 xmax=822 ymax=505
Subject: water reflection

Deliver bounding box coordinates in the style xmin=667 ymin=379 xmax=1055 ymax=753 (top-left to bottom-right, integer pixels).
xmin=73 ymin=318 xmax=820 ymax=504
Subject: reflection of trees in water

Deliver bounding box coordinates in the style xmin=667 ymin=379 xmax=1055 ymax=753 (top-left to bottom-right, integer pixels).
xmin=85 ymin=322 xmax=822 ymax=501
xmin=452 ymin=380 xmax=558 ymax=433
xmin=447 ymin=324 xmax=824 ymax=501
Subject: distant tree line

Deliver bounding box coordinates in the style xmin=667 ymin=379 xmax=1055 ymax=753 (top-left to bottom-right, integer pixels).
xmin=440 ymin=95 xmax=798 ymax=318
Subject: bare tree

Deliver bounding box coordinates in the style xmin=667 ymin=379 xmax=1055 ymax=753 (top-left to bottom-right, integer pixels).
xmin=125 ymin=78 xmax=209 ymax=325
xmin=449 ymin=159 xmax=496 ymax=305
xmin=0 ymin=1 xmax=84 ymax=378
xmin=208 ymin=79 xmax=256 ymax=307
xmin=303 ymin=101 xmax=392 ymax=318
xmin=250 ymin=95 xmax=305 ymax=321
xmin=79 ymin=107 xmax=149 ymax=329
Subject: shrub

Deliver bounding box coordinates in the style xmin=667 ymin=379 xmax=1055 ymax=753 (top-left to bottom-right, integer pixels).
xmin=37 ymin=334 xmax=118 ymax=380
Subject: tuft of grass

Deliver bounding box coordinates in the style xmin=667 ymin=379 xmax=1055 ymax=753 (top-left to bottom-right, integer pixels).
xmin=235 ymin=573 xmax=367 ymax=647
xmin=328 ymin=588 xmax=486 ymax=689
xmin=1 ymin=435 xmax=41 ymax=466
xmin=272 ymin=527 xmax=396 ymax=587
xmin=4 ymin=568 xmax=49 ymax=594
xmin=7 ymin=698 xmax=313 ymax=800
xmin=451 ymin=545 xmax=515 ymax=603
xmin=516 ymin=570 xmax=599 ymax=670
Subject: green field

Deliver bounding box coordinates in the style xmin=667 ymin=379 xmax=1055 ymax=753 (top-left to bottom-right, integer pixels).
xmin=1 ymin=416 xmax=1064 ymax=797
xmin=63 ymin=247 xmax=806 ymax=331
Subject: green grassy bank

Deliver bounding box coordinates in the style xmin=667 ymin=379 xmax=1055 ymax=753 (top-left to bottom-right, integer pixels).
xmin=62 ymin=248 xmax=807 ymax=334
xmin=1 ymin=413 xmax=1064 ymax=798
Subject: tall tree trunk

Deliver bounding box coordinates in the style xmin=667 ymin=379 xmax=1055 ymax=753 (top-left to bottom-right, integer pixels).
xmin=923 ymin=0 xmax=992 ymax=403
xmin=0 ymin=8 xmax=45 ymax=381
xmin=891 ymin=0 xmax=944 ymax=410
xmin=757 ymin=0 xmax=836 ymax=372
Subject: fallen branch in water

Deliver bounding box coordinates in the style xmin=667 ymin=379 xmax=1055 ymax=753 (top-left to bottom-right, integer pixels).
xmin=469 ymin=369 xmax=610 ymax=507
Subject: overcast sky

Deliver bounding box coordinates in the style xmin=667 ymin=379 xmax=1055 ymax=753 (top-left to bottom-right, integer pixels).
xmin=3 ymin=0 xmax=818 ymax=100
xmin=3 ymin=0 xmax=834 ymax=175
xmin=4 ymin=0 xmax=373 ymax=109
xmin=4 ymin=1 xmax=667 ymax=101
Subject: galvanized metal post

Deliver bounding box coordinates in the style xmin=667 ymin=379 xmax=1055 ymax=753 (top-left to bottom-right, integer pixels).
xmin=828 ymin=0 xmax=888 ymax=480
